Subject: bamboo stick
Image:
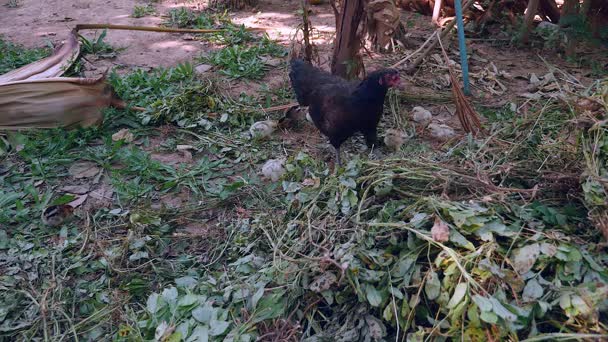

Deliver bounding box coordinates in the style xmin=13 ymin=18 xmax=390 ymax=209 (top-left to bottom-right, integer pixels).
xmin=75 ymin=24 xmax=267 ymax=34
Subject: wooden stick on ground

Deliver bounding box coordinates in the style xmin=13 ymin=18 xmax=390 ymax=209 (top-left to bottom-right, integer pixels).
xmin=75 ymin=24 xmax=267 ymax=34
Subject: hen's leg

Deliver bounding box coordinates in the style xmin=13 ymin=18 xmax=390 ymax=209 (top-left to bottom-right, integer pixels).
xmin=363 ymin=128 xmax=379 ymax=149
xmin=335 ymin=147 xmax=341 ymax=167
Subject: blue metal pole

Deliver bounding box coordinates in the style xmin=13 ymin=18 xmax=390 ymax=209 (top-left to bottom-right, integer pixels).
xmin=453 ymin=0 xmax=471 ymax=95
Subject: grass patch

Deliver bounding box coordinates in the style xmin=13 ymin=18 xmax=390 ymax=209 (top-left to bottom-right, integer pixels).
xmin=160 ymin=7 xmax=286 ymax=79
xmin=0 ymin=37 xmax=50 ymax=74
xmin=202 ymin=36 xmax=286 ymax=79
xmin=131 ymin=4 xmax=156 ymax=18
xmin=78 ymin=29 xmax=122 ymax=58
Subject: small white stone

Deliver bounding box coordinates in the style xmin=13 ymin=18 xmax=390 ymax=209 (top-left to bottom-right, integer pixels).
xmin=195 ymin=64 xmax=213 ymax=75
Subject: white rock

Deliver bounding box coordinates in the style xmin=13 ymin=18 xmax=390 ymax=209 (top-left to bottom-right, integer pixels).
xmin=428 ymin=123 xmax=455 ymax=140
xmin=195 ymin=64 xmax=213 ymax=75
xmin=259 ymin=56 xmax=282 ymax=67
xmin=249 ymin=120 xmax=278 ymax=139
xmin=262 ymin=159 xmax=286 ymax=182
xmin=384 ymin=129 xmax=408 ymax=151
xmin=412 ymin=106 xmax=432 ymax=127
xmin=529 ymin=73 xmax=540 ymax=84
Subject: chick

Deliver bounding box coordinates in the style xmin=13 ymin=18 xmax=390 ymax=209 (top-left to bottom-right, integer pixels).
xmin=249 ymin=120 xmax=278 ymax=139
xmin=261 ymin=158 xmax=286 ymax=182
xmin=41 ymin=205 xmax=74 ymax=227
xmin=278 ymin=106 xmax=309 ymax=130
xmin=384 ymin=129 xmax=409 ymax=151
xmin=411 ymin=106 xmax=432 ymax=128
xmin=428 ymin=123 xmax=455 ymax=140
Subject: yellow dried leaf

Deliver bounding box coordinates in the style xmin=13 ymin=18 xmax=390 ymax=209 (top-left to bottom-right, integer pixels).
xmin=112 ymin=128 xmax=134 ymax=142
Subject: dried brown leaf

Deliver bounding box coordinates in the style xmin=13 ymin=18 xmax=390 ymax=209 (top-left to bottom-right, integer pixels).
xmin=67 ymin=194 xmax=88 ymax=208
xmin=112 ymin=128 xmax=134 ymax=142
xmin=60 ymin=185 xmax=90 ymax=194
xmin=69 ymin=161 xmax=100 ymax=179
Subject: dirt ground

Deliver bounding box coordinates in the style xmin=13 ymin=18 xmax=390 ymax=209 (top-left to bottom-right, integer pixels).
xmin=1 ymin=0 xmax=606 ymax=133
xmin=0 ymin=0 xmax=334 ymax=69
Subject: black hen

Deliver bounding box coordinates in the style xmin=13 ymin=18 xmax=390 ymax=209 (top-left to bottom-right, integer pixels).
xmin=289 ymin=59 xmax=401 ymax=166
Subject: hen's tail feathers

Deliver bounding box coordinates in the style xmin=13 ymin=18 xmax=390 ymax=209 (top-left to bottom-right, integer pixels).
xmin=289 ymin=59 xmax=313 ymax=106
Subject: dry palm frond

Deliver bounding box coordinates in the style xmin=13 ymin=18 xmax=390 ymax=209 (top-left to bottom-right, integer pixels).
xmin=437 ymin=36 xmax=482 ymax=135
xmin=0 ymin=29 xmax=80 ymax=83
xmin=0 ymin=76 xmax=118 ymax=129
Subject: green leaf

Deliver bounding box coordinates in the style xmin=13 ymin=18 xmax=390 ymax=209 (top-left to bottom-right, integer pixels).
xmin=187 ymin=325 xmax=209 ymax=342
xmin=192 ymin=304 xmax=214 ymax=324
xmin=522 ymin=278 xmax=544 ymax=302
xmin=490 ymin=297 xmax=517 ymax=321
xmin=162 ymin=286 xmax=179 ymax=304
xmin=480 ymin=310 xmax=498 ymax=324
xmin=472 ymin=294 xmax=492 ymax=312
xmin=178 ymin=294 xmax=199 ymax=307
xmin=253 ymin=290 xmax=286 ymax=323
xmin=383 ymin=301 xmax=395 ymax=321
xmin=52 ymin=194 xmax=77 ymax=206
xmin=209 ymin=320 xmax=230 ymax=336
xmin=449 ymin=230 xmax=475 ymax=251
xmin=147 ymin=293 xmax=161 ymax=314
xmin=366 ymin=285 xmax=383 ymax=307
xmin=167 ymin=332 xmax=182 ymax=342
xmin=447 ymin=283 xmax=468 ymax=309
xmin=175 ymin=276 xmax=198 ymax=289
xmin=424 ymin=270 xmax=441 ymax=300
xmin=559 ymin=293 xmax=571 ymax=310
xmin=251 ymin=286 xmax=264 ymax=309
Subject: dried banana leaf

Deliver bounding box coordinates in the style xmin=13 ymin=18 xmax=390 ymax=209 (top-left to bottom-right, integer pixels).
xmin=0 ymin=29 xmax=80 ymax=83
xmin=0 ymin=77 xmax=115 ymax=130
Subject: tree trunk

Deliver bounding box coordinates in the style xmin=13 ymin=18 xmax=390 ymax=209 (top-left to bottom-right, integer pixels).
xmin=522 ymin=0 xmax=540 ymax=44
xmin=560 ymin=0 xmax=578 ymax=57
xmin=331 ymin=0 xmax=368 ymax=79
xmin=432 ymin=0 xmax=443 ymax=25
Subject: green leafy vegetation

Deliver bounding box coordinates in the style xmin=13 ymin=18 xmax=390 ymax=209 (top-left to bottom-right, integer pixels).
xmin=0 ymin=37 xmax=50 ymax=74
xmin=203 ymin=36 xmax=286 ymax=79
xmin=78 ymin=29 xmax=122 ymax=58
xmin=132 ymin=4 xmax=156 ymax=18
xmin=162 ymin=8 xmax=287 ymax=79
